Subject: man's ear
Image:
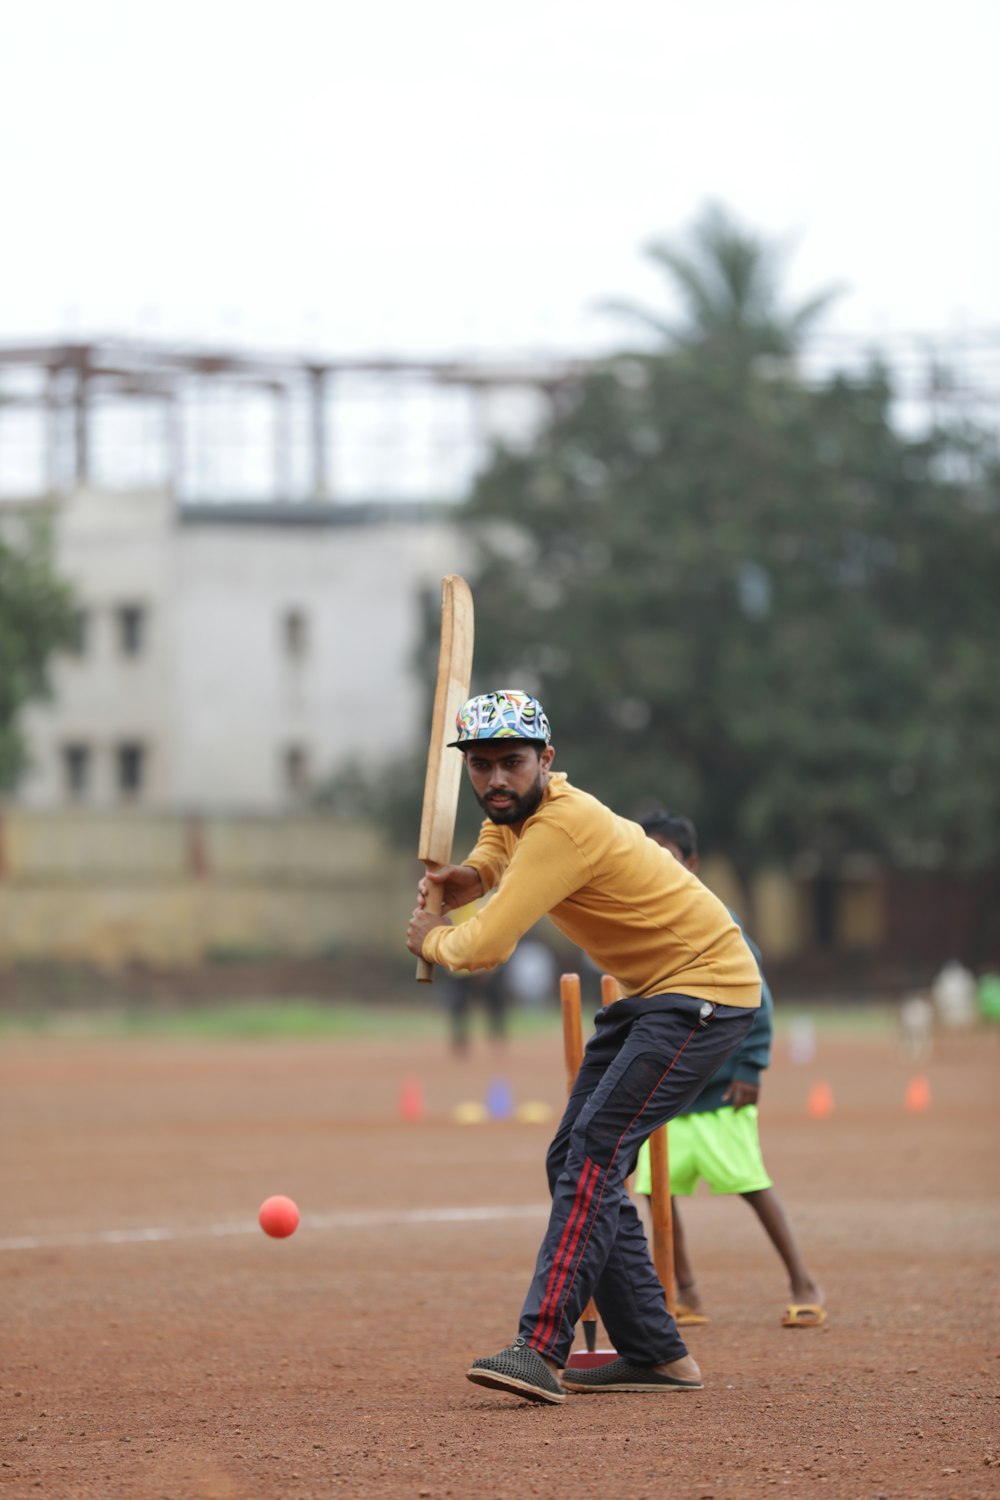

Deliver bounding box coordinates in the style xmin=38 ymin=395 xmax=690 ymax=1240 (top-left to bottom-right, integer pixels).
xmin=540 ymin=744 xmax=555 ymax=771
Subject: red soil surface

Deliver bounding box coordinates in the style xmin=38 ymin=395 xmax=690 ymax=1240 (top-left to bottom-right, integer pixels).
xmin=2 ymin=1018 xmax=998 ymax=1499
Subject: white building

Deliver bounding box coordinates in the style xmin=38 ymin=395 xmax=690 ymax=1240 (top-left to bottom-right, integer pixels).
xmin=11 ymin=486 xmax=466 ymax=810
xmin=0 ymin=340 xmax=575 ymax=814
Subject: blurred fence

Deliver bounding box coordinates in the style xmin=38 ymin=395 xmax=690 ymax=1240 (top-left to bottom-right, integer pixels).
xmin=0 ymin=809 xmax=415 ymax=969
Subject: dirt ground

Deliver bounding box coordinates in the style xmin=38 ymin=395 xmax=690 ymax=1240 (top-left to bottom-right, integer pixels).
xmin=2 ymin=1011 xmax=999 ymax=1500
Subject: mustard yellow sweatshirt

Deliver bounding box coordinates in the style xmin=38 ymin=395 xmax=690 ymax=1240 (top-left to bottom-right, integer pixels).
xmin=421 ymin=773 xmax=760 ymax=1007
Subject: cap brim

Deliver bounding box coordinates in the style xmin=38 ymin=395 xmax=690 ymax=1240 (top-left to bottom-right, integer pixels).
xmin=447 ymin=736 xmax=547 ymax=750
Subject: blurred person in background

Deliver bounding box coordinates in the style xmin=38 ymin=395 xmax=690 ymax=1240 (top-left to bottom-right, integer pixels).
xmin=442 ymin=928 xmax=558 ymax=1055
xmin=441 ymin=900 xmax=510 ymax=1055
xmin=632 ymin=810 xmax=825 ymax=1329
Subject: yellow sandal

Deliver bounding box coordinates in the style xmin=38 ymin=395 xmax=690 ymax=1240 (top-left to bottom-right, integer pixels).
xmin=781 ymin=1303 xmax=827 ymax=1328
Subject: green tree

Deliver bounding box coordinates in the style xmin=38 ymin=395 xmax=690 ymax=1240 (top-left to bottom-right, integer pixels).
xmin=0 ymin=522 xmax=78 ymax=788
xmin=457 ymin=212 xmax=1000 ymax=896
xmin=601 ymin=201 xmax=842 ymax=366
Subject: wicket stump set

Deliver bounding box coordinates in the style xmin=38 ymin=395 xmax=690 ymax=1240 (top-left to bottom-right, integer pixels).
xmin=559 ymin=972 xmax=676 ymax=1359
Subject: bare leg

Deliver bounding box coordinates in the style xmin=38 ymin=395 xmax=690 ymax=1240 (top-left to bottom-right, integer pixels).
xmin=670 ymin=1198 xmax=706 ymax=1314
xmin=637 ymin=1193 xmax=706 ymax=1318
xmin=742 ymin=1187 xmax=823 ymax=1304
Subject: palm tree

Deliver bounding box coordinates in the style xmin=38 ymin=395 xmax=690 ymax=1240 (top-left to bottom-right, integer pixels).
xmin=603 ymin=202 xmax=842 ymax=366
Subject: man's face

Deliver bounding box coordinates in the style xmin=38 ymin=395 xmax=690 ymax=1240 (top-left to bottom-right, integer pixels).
xmin=464 ymin=741 xmax=555 ymax=827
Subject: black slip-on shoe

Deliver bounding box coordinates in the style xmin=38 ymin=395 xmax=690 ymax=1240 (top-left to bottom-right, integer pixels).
xmin=561 ymin=1356 xmax=702 ymax=1393
xmin=466 ymin=1338 xmax=567 ymax=1405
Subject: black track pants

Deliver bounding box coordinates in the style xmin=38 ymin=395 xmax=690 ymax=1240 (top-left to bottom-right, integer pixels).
xmin=517 ymin=995 xmax=756 ymax=1368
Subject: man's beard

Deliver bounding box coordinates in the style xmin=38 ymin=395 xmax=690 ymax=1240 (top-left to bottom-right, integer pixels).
xmin=475 ymin=775 xmax=546 ymax=826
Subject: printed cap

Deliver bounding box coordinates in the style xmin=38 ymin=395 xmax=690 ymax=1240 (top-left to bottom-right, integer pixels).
xmin=449 ymin=690 xmax=552 ymax=748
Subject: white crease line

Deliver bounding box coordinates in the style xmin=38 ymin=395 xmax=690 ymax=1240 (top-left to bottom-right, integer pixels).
xmin=0 ymin=1203 xmax=550 ymax=1253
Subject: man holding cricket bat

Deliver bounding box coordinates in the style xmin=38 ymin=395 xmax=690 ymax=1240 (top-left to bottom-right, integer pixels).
xmin=407 ymin=689 xmax=761 ymax=1405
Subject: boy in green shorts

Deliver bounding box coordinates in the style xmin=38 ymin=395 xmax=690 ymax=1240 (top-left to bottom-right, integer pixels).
xmin=633 ymin=810 xmax=826 ymax=1329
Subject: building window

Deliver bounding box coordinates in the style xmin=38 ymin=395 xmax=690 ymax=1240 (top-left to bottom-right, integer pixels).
xmin=116 ymin=742 xmax=146 ymax=798
xmin=117 ymin=604 xmax=147 ymax=657
xmin=281 ymin=608 xmax=308 ymax=659
xmin=283 ymin=745 xmax=309 ymax=796
xmin=62 ymin=743 xmax=91 ymax=798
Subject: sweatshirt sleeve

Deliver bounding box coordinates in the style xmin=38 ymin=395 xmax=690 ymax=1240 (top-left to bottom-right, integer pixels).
xmin=422 ymin=817 xmax=590 ymax=972
xmin=459 ymin=817 xmax=511 ymax=893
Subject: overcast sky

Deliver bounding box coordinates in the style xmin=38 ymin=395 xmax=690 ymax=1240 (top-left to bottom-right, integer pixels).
xmin=0 ymin=0 xmax=997 ymax=360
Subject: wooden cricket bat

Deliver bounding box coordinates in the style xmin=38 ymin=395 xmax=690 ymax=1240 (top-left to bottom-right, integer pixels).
xmin=415 ymin=574 xmax=475 ymax=982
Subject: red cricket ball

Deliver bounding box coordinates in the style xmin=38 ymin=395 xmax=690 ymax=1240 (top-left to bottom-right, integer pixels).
xmin=258 ymin=1194 xmax=300 ymax=1238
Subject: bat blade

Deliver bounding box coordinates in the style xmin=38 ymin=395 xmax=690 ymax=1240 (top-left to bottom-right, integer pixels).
xmin=415 ymin=574 xmax=474 ymax=982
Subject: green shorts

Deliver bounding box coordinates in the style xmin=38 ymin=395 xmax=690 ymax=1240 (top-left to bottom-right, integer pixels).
xmin=632 ymin=1105 xmax=772 ymax=1197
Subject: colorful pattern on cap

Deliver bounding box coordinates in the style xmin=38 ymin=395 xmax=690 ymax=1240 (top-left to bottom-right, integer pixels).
xmin=452 ymin=690 xmax=551 ymax=745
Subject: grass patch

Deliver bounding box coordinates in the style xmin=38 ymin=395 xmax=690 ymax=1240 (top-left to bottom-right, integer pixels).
xmin=774 ymin=1002 xmax=896 ymax=1038
xmin=0 ymin=998 xmax=568 ymax=1042
xmin=0 ymin=996 xmax=900 ymax=1042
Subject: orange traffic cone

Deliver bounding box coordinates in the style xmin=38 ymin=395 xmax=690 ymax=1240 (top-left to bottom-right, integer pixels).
xmin=807 ymin=1081 xmax=835 ymax=1119
xmin=904 ymin=1075 xmax=931 ymax=1113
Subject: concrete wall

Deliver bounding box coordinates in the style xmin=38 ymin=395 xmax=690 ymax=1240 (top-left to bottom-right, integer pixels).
xmin=681 ymin=856 xmax=884 ymax=963
xmin=0 ymin=807 xmax=859 ymax=972
xmin=0 ymin=809 xmax=415 ymax=968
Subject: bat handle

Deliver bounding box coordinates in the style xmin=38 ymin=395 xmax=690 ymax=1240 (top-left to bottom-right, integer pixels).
xmin=415 ymin=866 xmax=444 ymax=983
